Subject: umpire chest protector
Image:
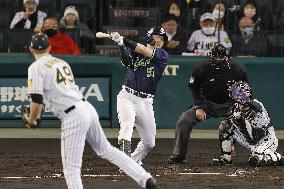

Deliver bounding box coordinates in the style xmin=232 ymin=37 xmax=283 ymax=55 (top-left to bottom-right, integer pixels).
xmin=199 ymin=61 xmax=247 ymax=104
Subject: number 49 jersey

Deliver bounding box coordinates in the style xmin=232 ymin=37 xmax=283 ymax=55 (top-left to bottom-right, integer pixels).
xmin=28 ymin=55 xmax=83 ymax=115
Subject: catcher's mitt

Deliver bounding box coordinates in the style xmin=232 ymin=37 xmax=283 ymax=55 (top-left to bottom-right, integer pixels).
xmin=20 ymin=105 xmax=44 ymax=128
xmin=228 ymin=81 xmax=252 ymax=105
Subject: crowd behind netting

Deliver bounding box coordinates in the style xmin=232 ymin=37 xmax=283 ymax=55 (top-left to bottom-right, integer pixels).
xmin=0 ymin=0 xmax=283 ymax=56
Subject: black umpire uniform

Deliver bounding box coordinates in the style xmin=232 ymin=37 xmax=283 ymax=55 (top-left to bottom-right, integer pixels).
xmin=168 ymin=44 xmax=248 ymax=164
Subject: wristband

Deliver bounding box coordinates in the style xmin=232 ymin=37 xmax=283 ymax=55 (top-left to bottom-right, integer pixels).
xmin=123 ymin=38 xmax=137 ymax=51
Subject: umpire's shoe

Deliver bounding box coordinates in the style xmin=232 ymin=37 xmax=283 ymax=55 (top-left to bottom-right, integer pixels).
xmin=210 ymin=157 xmax=232 ymax=166
xmin=146 ymin=178 xmax=158 ymax=189
xmin=168 ymin=154 xmax=186 ymax=164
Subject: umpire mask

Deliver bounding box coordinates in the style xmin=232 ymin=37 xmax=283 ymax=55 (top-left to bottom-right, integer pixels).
xmin=208 ymin=44 xmax=230 ymax=73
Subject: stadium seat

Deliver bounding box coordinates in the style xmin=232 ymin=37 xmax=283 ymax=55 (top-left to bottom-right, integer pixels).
xmin=0 ymin=12 xmax=11 ymax=28
xmin=8 ymin=29 xmax=33 ymax=53
xmin=101 ymin=26 xmax=148 ymax=45
xmin=38 ymin=0 xmax=57 ymax=17
xmin=108 ymin=7 xmax=160 ymax=27
xmin=0 ymin=30 xmax=8 ymax=52
xmin=268 ymin=31 xmax=284 ymax=57
xmin=0 ymin=0 xmax=20 ymax=15
xmin=95 ymin=45 xmax=119 ymax=56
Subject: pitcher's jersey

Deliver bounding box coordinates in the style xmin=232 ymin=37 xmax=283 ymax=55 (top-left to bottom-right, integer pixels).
xmin=187 ymin=29 xmax=232 ymax=56
xmin=28 ymin=54 xmax=83 ymax=115
xmin=123 ymin=48 xmax=169 ymax=95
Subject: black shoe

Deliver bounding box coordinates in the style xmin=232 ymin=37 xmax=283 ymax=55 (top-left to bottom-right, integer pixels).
xmin=146 ymin=178 xmax=158 ymax=189
xmin=248 ymin=155 xmax=268 ymax=167
xmin=210 ymin=157 xmax=232 ymax=166
xmin=279 ymin=157 xmax=284 ymax=166
xmin=168 ymin=154 xmax=186 ymax=164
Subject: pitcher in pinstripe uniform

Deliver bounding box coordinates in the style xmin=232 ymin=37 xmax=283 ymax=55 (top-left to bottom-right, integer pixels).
xmin=24 ymin=32 xmax=158 ymax=189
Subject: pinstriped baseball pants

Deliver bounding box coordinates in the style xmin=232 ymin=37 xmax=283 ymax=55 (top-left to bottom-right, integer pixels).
xmin=59 ymin=100 xmax=152 ymax=189
xmin=233 ymin=127 xmax=278 ymax=156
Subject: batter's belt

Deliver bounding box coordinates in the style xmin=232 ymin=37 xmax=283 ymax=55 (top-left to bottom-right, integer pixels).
xmin=123 ymin=86 xmax=154 ymax=98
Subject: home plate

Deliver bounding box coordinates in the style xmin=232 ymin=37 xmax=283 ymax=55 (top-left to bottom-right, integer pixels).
xmin=179 ymin=173 xmax=222 ymax=175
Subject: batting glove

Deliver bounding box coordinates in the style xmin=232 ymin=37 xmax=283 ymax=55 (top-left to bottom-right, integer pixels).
xmin=110 ymin=32 xmax=124 ymax=46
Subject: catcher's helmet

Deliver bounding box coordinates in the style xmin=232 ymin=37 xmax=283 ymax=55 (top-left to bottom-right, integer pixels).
xmin=228 ymin=81 xmax=252 ymax=104
xmin=30 ymin=32 xmax=49 ymax=50
xmin=146 ymin=26 xmax=167 ymax=46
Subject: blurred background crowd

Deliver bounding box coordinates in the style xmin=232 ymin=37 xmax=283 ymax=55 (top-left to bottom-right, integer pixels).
xmin=0 ymin=0 xmax=283 ymax=57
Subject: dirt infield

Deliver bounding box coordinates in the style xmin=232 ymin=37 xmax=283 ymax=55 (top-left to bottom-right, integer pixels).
xmin=0 ymin=138 xmax=283 ymax=189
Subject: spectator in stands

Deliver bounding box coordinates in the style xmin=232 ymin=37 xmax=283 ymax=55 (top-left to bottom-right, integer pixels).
xmin=230 ymin=16 xmax=269 ymax=57
xmin=185 ymin=0 xmax=211 ymax=31
xmin=162 ymin=0 xmax=188 ymax=30
xmin=239 ymin=0 xmax=264 ymax=32
xmin=187 ymin=12 xmax=232 ymax=56
xmin=60 ymin=6 xmax=95 ymax=41
xmin=212 ymin=1 xmax=227 ymax=31
xmin=10 ymin=0 xmax=46 ymax=33
xmin=162 ymin=14 xmax=188 ymax=55
xmin=42 ymin=17 xmax=81 ymax=55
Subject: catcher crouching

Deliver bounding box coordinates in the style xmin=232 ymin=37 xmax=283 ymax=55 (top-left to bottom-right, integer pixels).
xmin=211 ymin=81 xmax=284 ymax=167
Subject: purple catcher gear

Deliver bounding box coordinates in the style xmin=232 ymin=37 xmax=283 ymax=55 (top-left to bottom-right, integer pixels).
xmin=228 ymin=81 xmax=252 ymax=104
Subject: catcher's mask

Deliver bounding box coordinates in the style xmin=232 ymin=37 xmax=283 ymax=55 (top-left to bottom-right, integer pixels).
xmin=208 ymin=44 xmax=230 ymax=72
xmin=146 ymin=26 xmax=167 ymax=47
xmin=228 ymin=81 xmax=252 ymax=104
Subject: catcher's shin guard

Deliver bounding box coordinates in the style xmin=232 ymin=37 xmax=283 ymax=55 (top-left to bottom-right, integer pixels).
xmin=118 ymin=139 xmax=131 ymax=156
xmin=218 ymin=120 xmax=234 ymax=162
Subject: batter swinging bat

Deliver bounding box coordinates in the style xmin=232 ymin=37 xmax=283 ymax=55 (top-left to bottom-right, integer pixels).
xmin=96 ymin=32 xmax=110 ymax=38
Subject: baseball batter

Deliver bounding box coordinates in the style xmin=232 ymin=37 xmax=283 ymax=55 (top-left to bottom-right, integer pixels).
xmin=23 ymin=32 xmax=158 ymax=189
xmin=109 ymin=27 xmax=169 ymax=165
xmin=211 ymin=81 xmax=284 ymax=166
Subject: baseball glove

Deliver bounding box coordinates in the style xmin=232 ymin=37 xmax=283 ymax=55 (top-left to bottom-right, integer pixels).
xmin=20 ymin=105 xmax=44 ymax=128
xmin=228 ymin=81 xmax=252 ymax=105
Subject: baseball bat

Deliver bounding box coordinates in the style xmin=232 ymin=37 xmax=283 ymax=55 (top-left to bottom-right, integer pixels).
xmin=96 ymin=32 xmax=110 ymax=38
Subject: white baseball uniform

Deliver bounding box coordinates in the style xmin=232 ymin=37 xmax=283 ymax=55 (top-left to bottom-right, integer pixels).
xmin=27 ymin=54 xmax=152 ymax=189
xmin=220 ymin=99 xmax=282 ymax=163
xmin=117 ymin=47 xmax=168 ymax=165
xmin=187 ymin=29 xmax=232 ymax=56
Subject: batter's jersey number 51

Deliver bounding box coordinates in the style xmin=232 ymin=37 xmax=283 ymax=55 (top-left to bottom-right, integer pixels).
xmin=147 ymin=67 xmax=154 ymax=78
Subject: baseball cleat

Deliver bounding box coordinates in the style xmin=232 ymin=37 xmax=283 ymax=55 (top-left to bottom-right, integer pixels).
xmin=168 ymin=154 xmax=186 ymax=164
xmin=210 ymin=157 xmax=232 ymax=166
xmin=279 ymin=157 xmax=284 ymax=166
xmin=146 ymin=178 xmax=158 ymax=189
xmin=248 ymin=155 xmax=267 ymax=167
xmin=248 ymin=155 xmax=259 ymax=166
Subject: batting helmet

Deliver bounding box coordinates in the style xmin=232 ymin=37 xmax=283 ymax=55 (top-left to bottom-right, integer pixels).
xmin=30 ymin=32 xmax=49 ymax=51
xmin=146 ymin=26 xmax=167 ymax=46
